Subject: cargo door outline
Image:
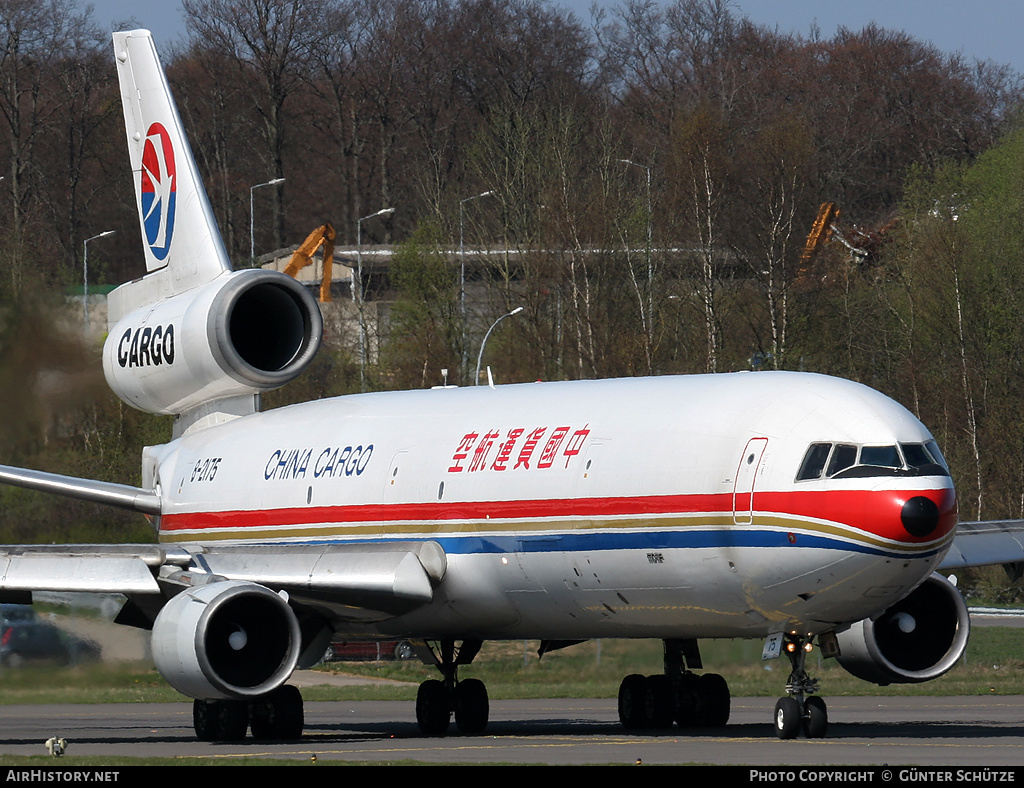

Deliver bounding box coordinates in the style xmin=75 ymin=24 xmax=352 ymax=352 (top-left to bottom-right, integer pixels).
xmin=733 ymin=437 xmax=768 ymax=525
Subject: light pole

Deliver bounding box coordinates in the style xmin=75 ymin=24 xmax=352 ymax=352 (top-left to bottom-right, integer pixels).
xmin=460 ymin=189 xmax=494 ymax=383
xmin=475 ymin=306 xmax=523 ymax=385
xmin=83 ymin=230 xmax=115 ymax=329
xmin=250 ymin=178 xmax=285 ymax=264
xmin=618 ymin=159 xmax=653 ymax=348
xmin=356 ymin=207 xmax=395 ymax=391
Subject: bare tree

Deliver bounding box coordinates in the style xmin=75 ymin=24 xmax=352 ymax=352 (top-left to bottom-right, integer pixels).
xmin=183 ymin=0 xmax=326 ymax=250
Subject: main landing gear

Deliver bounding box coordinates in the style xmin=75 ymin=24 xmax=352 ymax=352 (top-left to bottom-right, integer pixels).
xmin=617 ymin=639 xmax=731 ymax=730
xmin=415 ymin=639 xmax=490 ymax=736
xmin=773 ymin=633 xmax=828 ymax=739
xmin=192 ymin=685 xmax=304 ymax=742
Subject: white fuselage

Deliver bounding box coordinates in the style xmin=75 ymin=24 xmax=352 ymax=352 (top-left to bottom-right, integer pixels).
xmin=148 ymin=371 xmax=957 ymax=641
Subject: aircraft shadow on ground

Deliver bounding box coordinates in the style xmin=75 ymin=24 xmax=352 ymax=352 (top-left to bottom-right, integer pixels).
xmin=301 ymin=718 xmax=1024 ymax=742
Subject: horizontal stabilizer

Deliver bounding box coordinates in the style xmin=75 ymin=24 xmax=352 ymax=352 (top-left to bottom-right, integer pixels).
xmin=0 ymin=465 xmax=160 ymax=515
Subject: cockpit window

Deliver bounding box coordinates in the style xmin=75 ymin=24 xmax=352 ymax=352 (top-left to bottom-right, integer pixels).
xmin=859 ymin=445 xmax=901 ymax=468
xmin=826 ymin=444 xmax=857 ymax=477
xmin=901 ymin=443 xmax=931 ymax=468
xmin=903 ymin=441 xmax=950 ymax=475
xmin=796 ymin=441 xmax=950 ymax=481
xmin=797 ymin=443 xmax=831 ymax=480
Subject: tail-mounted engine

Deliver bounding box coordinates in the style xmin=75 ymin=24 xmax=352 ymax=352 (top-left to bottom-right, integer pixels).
xmin=151 ymin=579 xmax=301 ymax=700
xmin=103 ymin=269 xmax=322 ymax=416
xmin=834 ymin=573 xmax=970 ymax=686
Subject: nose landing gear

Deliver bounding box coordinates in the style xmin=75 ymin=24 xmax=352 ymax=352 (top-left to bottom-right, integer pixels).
xmin=773 ymin=633 xmax=828 ymax=739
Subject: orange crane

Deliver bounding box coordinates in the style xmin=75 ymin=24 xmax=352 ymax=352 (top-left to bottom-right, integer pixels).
xmin=799 ymin=202 xmax=840 ymax=270
xmin=284 ymin=223 xmax=336 ymax=302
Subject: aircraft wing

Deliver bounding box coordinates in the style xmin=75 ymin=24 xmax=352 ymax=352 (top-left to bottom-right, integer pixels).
xmin=0 ymin=463 xmax=446 ymax=618
xmin=184 ymin=541 xmax=446 ymax=614
xmin=0 ymin=541 xmax=446 ymax=613
xmin=940 ymin=520 xmax=1024 ymax=570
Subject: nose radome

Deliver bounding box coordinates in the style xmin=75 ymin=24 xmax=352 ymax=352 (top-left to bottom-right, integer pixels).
xmin=901 ymin=495 xmax=940 ymax=538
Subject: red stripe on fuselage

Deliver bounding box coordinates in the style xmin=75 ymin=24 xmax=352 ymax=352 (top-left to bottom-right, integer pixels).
xmin=159 ymin=485 xmax=956 ymax=545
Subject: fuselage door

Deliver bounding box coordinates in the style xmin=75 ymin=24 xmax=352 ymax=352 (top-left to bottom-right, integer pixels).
xmin=733 ymin=437 xmax=768 ymax=525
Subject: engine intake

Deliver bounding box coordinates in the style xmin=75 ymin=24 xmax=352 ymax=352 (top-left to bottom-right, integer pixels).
xmin=208 ymin=271 xmax=320 ymax=389
xmin=835 ymin=573 xmax=970 ymax=685
xmin=151 ymin=580 xmax=301 ymax=700
xmin=103 ymin=269 xmax=322 ymax=416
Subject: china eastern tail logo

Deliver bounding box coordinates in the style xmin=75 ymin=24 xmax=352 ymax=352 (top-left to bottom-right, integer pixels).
xmin=140 ymin=122 xmax=176 ymax=261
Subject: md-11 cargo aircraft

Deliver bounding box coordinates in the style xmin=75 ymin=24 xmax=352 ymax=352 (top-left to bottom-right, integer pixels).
xmin=0 ymin=29 xmax=1009 ymax=743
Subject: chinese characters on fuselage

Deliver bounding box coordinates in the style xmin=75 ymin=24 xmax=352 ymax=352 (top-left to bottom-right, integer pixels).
xmin=448 ymin=425 xmax=590 ymax=473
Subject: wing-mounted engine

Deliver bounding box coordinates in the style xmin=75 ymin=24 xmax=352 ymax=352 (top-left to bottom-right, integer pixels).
xmin=103 ymin=269 xmax=322 ymax=418
xmin=151 ymin=579 xmax=302 ymax=700
xmin=834 ymin=573 xmax=970 ymax=685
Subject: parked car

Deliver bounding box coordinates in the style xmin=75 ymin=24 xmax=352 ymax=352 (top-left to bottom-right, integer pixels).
xmin=0 ymin=621 xmax=100 ymax=667
xmin=0 ymin=604 xmax=35 ymax=626
xmin=322 ymin=639 xmax=415 ymax=663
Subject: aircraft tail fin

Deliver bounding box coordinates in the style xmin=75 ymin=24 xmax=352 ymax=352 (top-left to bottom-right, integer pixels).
xmin=110 ymin=30 xmax=231 ymax=318
xmin=103 ymin=31 xmax=321 ymax=431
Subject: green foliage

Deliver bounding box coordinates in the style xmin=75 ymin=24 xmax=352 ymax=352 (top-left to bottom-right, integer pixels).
xmin=876 ymin=128 xmax=1024 ymax=521
xmin=379 ymin=222 xmax=460 ymax=389
xmin=0 ymin=295 xmax=167 ymax=544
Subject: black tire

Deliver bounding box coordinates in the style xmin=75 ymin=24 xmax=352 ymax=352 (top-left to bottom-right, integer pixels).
xmin=774 ymin=697 xmax=801 ymax=740
xmin=251 ymin=685 xmax=304 ymax=740
xmin=454 ymin=678 xmax=489 ymax=734
xmin=697 ymin=672 xmax=731 ymax=727
xmin=618 ymin=673 xmax=648 ymax=729
xmin=214 ymin=700 xmax=249 ymax=742
xmin=394 ymin=641 xmax=415 ymax=661
xmin=643 ymin=674 xmax=675 ymax=728
xmin=416 ymin=679 xmax=451 ymax=736
xmin=193 ymin=699 xmax=217 ymax=742
xmin=674 ymin=672 xmax=700 ymax=727
xmin=804 ymin=695 xmax=828 ymax=739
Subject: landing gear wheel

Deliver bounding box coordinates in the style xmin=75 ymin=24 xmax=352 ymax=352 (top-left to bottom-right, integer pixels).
xmin=673 ymin=671 xmax=700 ymax=727
xmin=618 ymin=673 xmax=648 ymax=729
xmin=644 ymin=674 xmax=674 ymax=728
xmin=803 ymin=695 xmax=828 ymax=738
xmin=774 ymin=697 xmax=801 ymax=740
xmin=193 ymin=699 xmax=217 ymax=742
xmin=213 ymin=699 xmax=249 ymax=741
xmin=416 ymin=679 xmax=451 ymax=736
xmin=697 ymin=672 xmax=731 ymax=727
xmin=251 ymin=685 xmax=304 ymax=740
xmin=454 ymin=678 xmax=489 ymax=734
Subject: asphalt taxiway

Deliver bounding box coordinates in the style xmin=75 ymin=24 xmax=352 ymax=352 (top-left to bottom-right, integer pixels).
xmin=1 ymin=695 xmax=1023 ymax=765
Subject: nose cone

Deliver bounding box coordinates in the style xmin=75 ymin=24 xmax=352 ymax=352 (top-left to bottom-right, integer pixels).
xmin=901 ymin=495 xmax=940 ymax=538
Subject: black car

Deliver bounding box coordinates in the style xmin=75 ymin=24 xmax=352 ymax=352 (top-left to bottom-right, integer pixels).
xmin=0 ymin=621 xmax=100 ymax=667
xmin=0 ymin=605 xmax=35 ymax=625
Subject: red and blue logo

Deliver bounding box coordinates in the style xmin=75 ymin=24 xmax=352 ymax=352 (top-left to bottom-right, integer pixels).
xmin=140 ymin=122 xmax=176 ymax=261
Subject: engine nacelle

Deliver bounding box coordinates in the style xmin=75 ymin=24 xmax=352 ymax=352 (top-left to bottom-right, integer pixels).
xmin=835 ymin=573 xmax=970 ymax=686
xmin=103 ymin=269 xmax=322 ymax=415
xmin=151 ymin=580 xmax=301 ymax=700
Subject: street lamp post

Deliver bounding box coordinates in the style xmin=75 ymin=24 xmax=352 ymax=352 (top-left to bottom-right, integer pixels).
xmin=460 ymin=189 xmax=494 ymax=383
xmin=83 ymin=230 xmax=115 ymax=329
xmin=475 ymin=306 xmax=523 ymax=385
xmin=250 ymin=178 xmax=285 ymax=264
xmin=356 ymin=207 xmax=395 ymax=391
